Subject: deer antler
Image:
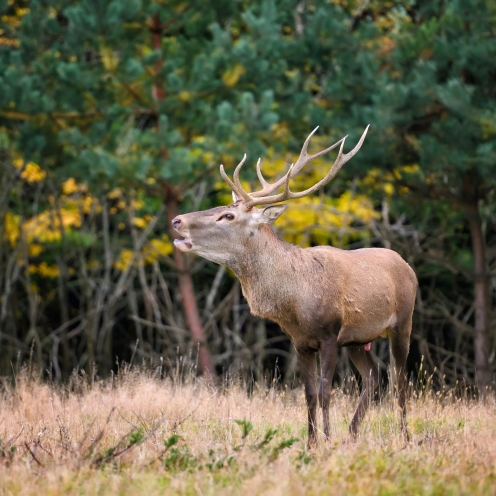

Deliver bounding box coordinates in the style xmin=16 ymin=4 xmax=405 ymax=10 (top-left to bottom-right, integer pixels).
xmin=220 ymin=154 xmax=253 ymax=204
xmin=220 ymin=126 xmax=370 ymax=208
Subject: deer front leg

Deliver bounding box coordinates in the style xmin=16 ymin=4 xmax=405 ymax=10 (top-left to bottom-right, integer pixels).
xmin=318 ymin=338 xmax=338 ymax=440
xmin=295 ymin=348 xmax=318 ymax=448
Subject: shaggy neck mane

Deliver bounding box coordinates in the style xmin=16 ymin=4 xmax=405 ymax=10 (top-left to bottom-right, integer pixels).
xmin=231 ymin=224 xmax=291 ymax=277
xmin=229 ymin=224 xmax=300 ymax=320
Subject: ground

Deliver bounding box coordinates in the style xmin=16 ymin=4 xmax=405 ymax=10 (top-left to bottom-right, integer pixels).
xmin=0 ymin=368 xmax=495 ymax=495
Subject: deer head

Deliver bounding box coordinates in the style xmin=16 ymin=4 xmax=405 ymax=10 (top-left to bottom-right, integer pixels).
xmin=172 ymin=126 xmax=369 ymax=265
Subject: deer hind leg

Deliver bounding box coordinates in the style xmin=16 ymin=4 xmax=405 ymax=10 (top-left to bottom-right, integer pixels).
xmin=295 ymin=348 xmax=318 ymax=448
xmin=318 ymin=339 xmax=338 ymax=440
xmin=346 ymin=346 xmax=380 ymax=438
xmin=390 ymin=318 xmax=412 ymax=442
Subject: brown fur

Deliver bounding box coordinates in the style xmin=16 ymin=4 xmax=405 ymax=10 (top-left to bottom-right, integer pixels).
xmin=172 ymin=201 xmax=417 ymax=446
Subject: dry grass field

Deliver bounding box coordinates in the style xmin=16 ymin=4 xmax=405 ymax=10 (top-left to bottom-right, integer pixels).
xmin=0 ymin=367 xmax=495 ymax=495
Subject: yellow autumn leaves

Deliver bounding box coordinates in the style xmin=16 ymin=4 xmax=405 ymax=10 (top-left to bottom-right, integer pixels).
xmin=215 ymin=144 xmax=422 ymax=248
xmin=276 ymin=192 xmax=379 ymax=247
xmin=216 ymin=153 xmax=380 ymax=247
xmin=363 ymin=164 xmax=419 ymax=197
xmin=4 ymin=160 xmax=174 ymax=279
xmin=6 ymin=165 xmax=96 ymax=247
xmin=113 ymin=237 xmax=174 ymax=271
xmin=222 ymin=65 xmax=246 ymax=87
xmin=5 ymin=172 xmax=96 ymax=279
xmin=13 ymin=158 xmax=46 ymax=183
xmin=0 ymin=4 xmax=29 ymax=47
xmin=5 ymin=151 xmax=417 ymax=282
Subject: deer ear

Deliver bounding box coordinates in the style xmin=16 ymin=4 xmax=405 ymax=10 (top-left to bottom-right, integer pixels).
xmin=259 ymin=205 xmax=287 ymax=223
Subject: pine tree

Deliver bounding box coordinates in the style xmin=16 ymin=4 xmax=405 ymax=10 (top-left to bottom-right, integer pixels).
xmin=0 ymin=0 xmax=318 ymax=376
xmin=341 ymin=0 xmax=496 ymax=389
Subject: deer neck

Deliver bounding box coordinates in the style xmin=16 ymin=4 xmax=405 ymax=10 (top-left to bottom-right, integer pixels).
xmin=228 ymin=224 xmax=299 ymax=320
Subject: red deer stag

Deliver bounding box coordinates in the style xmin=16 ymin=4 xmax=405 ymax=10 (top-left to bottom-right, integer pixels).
xmin=172 ymin=126 xmax=417 ymax=446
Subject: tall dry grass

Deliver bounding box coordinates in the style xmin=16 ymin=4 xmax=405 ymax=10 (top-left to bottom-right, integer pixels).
xmin=0 ymin=366 xmax=495 ymax=495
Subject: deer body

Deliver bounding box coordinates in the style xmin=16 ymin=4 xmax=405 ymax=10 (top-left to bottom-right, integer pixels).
xmin=172 ymin=127 xmax=417 ymax=446
xmin=229 ymin=224 xmax=415 ymax=348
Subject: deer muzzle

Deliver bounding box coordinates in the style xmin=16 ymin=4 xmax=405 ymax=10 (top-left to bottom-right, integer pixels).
xmin=171 ymin=216 xmax=193 ymax=252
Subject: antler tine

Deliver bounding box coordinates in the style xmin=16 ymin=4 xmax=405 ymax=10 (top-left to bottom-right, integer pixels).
xmin=232 ymin=154 xmax=256 ymax=205
xmin=232 ymin=154 xmax=246 ymax=190
xmin=289 ymin=125 xmax=320 ymax=176
xmin=246 ymin=125 xmax=369 ymax=207
xmin=291 ymin=130 xmax=347 ymax=177
xmin=219 ymin=126 xmax=369 ymax=209
xmin=256 ymin=158 xmax=270 ymax=188
xmin=258 ymin=161 xmax=295 ymax=205
xmin=286 ymin=136 xmax=348 ymax=200
xmin=301 ymin=125 xmax=320 ymax=150
xmin=283 ymin=162 xmax=295 ymax=195
xmin=249 ymin=138 xmax=347 ymax=206
xmin=248 ymin=128 xmax=319 ymax=199
xmin=340 ymin=124 xmax=370 ymax=163
xmin=248 ymin=160 xmax=292 ymax=199
xmin=220 ymin=163 xmax=239 ymax=196
xmin=249 ymin=127 xmax=346 ymax=199
xmin=220 ymin=154 xmax=256 ymax=206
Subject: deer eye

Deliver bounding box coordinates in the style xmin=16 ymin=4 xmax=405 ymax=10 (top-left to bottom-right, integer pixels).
xmin=218 ymin=213 xmax=235 ymax=221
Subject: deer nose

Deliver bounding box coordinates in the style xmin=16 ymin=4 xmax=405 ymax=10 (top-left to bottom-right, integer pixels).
xmin=171 ymin=217 xmax=182 ymax=230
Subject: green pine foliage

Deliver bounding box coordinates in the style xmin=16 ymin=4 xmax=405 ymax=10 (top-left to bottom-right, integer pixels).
xmin=0 ymin=0 xmax=494 ymax=385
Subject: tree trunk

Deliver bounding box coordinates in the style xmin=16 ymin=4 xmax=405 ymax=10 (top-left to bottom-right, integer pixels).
xmin=464 ymin=174 xmax=491 ymax=392
xmin=150 ymin=14 xmax=216 ymax=379
xmin=165 ymin=191 xmax=216 ymax=377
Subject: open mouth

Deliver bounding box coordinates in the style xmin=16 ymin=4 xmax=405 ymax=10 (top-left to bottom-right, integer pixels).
xmin=173 ymin=236 xmax=193 ymax=252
